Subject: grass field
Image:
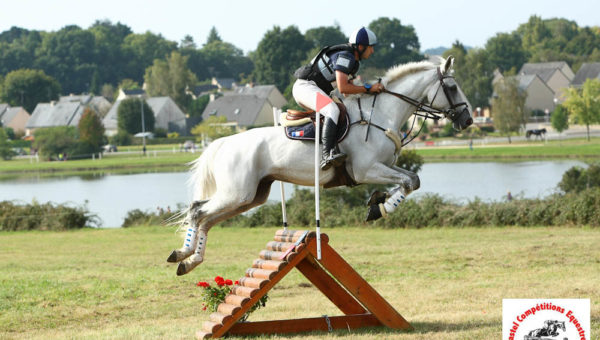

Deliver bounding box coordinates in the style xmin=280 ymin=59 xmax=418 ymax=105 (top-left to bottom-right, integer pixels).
xmin=1 ymin=226 xmax=598 ymax=339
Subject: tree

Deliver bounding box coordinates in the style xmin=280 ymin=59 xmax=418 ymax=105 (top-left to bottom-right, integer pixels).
xmin=121 ymin=31 xmax=178 ymax=82
xmin=144 ymin=51 xmax=198 ymax=109
xmin=563 ymin=79 xmax=600 ymax=141
xmin=205 ymin=27 xmax=222 ymax=45
xmin=33 ymin=126 xmax=78 ymax=159
xmin=491 ymin=77 xmax=527 ymax=143
xmin=78 ymin=108 xmax=105 ymax=153
xmin=201 ymin=40 xmax=253 ymax=80
xmin=485 ymin=32 xmax=527 ymax=73
xmin=1 ymin=69 xmax=61 ymax=113
xmin=304 ymin=25 xmax=347 ymax=48
xmin=117 ymin=98 xmax=155 ymax=135
xmin=551 ymin=104 xmax=569 ymax=134
xmin=251 ymin=26 xmax=312 ymax=92
xmin=444 ymin=44 xmax=494 ymax=110
xmin=0 ymin=128 xmax=16 ymax=160
xmin=191 ymin=116 xmax=235 ymax=142
xmin=366 ymin=17 xmax=423 ymax=69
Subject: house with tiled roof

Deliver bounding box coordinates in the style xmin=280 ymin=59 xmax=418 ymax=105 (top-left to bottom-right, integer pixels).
xmin=59 ymin=94 xmax=112 ymax=117
xmin=0 ymin=106 xmax=30 ymax=134
xmin=519 ymin=62 xmax=574 ymax=99
xmin=571 ymin=62 xmax=600 ymax=88
xmin=116 ymin=88 xmax=146 ymax=101
xmin=186 ymin=84 xmax=218 ymax=100
xmin=103 ymin=96 xmax=186 ymax=135
xmin=201 ymin=85 xmax=286 ymax=128
xmin=515 ymin=74 xmax=556 ymax=113
xmin=25 ymin=101 xmax=85 ymax=136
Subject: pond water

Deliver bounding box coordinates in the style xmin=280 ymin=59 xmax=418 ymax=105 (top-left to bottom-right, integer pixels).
xmin=0 ymin=160 xmax=587 ymax=228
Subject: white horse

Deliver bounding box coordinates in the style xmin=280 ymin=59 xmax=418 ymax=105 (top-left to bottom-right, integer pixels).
xmin=168 ymin=56 xmax=472 ymax=275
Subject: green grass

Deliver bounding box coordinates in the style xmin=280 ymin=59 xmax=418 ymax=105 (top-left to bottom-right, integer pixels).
xmin=1 ymin=226 xmax=598 ymax=339
xmin=416 ymin=138 xmax=600 ymax=161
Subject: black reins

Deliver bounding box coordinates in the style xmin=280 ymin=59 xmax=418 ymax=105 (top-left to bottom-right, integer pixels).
xmin=351 ymin=67 xmax=468 ymax=147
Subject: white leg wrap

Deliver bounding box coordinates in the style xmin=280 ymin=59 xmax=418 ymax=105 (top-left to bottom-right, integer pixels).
xmin=383 ymin=190 xmax=406 ymax=214
xmin=193 ymin=230 xmax=207 ymax=259
xmin=183 ymin=227 xmax=197 ymax=252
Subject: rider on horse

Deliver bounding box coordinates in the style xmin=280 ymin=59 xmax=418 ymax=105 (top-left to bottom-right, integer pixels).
xmin=292 ymin=27 xmax=385 ymax=170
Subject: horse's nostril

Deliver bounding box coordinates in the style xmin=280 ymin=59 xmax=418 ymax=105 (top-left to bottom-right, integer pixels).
xmin=466 ymin=117 xmax=473 ymax=126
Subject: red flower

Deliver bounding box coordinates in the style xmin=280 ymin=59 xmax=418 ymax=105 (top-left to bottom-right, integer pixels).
xmin=225 ymin=279 xmax=233 ymax=286
xmin=197 ymin=281 xmax=210 ymax=288
xmin=213 ymin=292 xmax=217 ymax=296
xmin=214 ymin=276 xmax=224 ymax=284
xmin=202 ymin=306 xmax=207 ymax=311
xmin=234 ymin=280 xmax=239 ymax=285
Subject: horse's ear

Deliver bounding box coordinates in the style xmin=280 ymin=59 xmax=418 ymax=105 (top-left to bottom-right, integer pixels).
xmin=443 ymin=56 xmax=455 ymax=74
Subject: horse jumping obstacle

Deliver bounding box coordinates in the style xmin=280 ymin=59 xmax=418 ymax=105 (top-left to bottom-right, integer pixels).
xmin=195 ymin=229 xmax=412 ymax=338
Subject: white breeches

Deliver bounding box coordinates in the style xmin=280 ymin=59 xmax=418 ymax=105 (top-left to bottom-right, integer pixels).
xmin=292 ymin=79 xmax=340 ymax=124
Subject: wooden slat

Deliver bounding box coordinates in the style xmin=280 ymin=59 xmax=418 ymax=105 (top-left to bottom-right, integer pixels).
xmin=311 ymin=241 xmax=413 ymax=330
xmin=296 ymin=255 xmax=367 ymax=315
xmin=209 ymin=312 xmax=232 ymax=325
xmin=238 ymin=277 xmax=268 ymax=289
xmin=227 ymin=313 xmax=382 ymax=336
xmin=210 ymin=240 xmax=312 ymax=338
xmin=273 ymin=229 xmax=310 ymax=243
xmin=259 ymin=250 xmax=286 ymax=261
xmin=246 ymin=268 xmax=277 ymax=280
xmin=224 ymin=294 xmax=249 ymax=307
xmin=202 ymin=321 xmax=221 ymax=333
xmin=265 ymin=241 xmax=295 ymax=252
xmin=252 ymin=259 xmax=285 ymax=271
xmin=230 ymin=285 xmax=259 ymax=298
xmin=217 ymin=303 xmax=240 ymax=315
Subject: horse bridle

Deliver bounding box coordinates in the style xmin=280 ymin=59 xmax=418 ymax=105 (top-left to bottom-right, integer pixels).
xmin=353 ymin=66 xmax=469 ymax=146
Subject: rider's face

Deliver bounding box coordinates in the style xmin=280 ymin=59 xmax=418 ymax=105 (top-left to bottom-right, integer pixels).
xmin=361 ymin=45 xmax=374 ymax=59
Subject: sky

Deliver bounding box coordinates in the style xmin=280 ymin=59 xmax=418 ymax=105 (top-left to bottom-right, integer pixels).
xmin=1 ymin=0 xmax=598 ymax=54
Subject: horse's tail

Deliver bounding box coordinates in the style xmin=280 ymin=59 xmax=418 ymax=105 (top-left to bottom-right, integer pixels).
xmin=189 ymin=139 xmax=223 ymax=201
xmin=170 ymin=140 xmax=222 ymax=231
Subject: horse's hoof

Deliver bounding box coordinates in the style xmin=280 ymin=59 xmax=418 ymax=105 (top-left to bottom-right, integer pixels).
xmin=365 ymin=204 xmax=383 ymax=222
xmin=366 ymin=191 xmax=387 ymax=206
xmin=176 ymin=256 xmax=203 ymax=276
xmin=166 ymin=249 xmax=191 ymax=263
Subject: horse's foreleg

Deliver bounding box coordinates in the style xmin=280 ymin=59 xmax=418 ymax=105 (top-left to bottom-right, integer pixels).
xmin=166 ymin=200 xmax=208 ymax=263
xmin=357 ymin=163 xmax=420 ymax=221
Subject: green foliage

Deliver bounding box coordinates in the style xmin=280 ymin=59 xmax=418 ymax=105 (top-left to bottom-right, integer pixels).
xmin=33 ymin=126 xmax=78 ymax=159
xmin=0 ymin=200 xmax=98 ymax=231
xmin=251 ymin=25 xmax=312 ymax=92
xmin=558 ymin=164 xmax=600 ymax=194
xmin=0 ymin=128 xmax=16 ymax=160
xmin=0 ymin=68 xmax=61 ymax=112
xmin=304 ymin=25 xmax=347 ymax=48
xmin=121 ymin=208 xmax=177 ymax=228
xmin=491 ymin=77 xmax=528 ymax=143
xmin=485 ymin=32 xmax=527 ymax=73
xmin=118 ymin=79 xmax=140 ymax=90
xmin=551 ymin=105 xmax=569 ymax=133
xmin=78 ymin=108 xmax=105 ymax=154
xmin=396 ymin=149 xmax=424 ymax=173
xmin=191 ymin=115 xmax=235 ymax=141
xmin=366 ymin=17 xmax=423 ymax=68
xmin=220 ymin=186 xmax=600 ymax=228
xmin=109 ymin=130 xmax=132 ymax=146
xmin=187 ymin=95 xmax=210 ymax=117
xmin=117 ymin=98 xmax=155 ymax=134
xmin=197 ymin=276 xmax=268 ymax=321
xmin=144 ymin=51 xmax=197 ymax=109
xmin=563 ymin=79 xmax=600 ymax=141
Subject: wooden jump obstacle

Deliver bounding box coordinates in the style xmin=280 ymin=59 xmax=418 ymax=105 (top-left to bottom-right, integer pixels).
xmin=195 ymin=229 xmax=413 ymax=339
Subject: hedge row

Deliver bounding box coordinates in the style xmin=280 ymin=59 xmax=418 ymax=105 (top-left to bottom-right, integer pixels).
xmin=0 ymin=201 xmax=98 ymax=231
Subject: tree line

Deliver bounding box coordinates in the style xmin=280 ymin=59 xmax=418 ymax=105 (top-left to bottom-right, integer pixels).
xmin=0 ymin=16 xmax=598 ymax=118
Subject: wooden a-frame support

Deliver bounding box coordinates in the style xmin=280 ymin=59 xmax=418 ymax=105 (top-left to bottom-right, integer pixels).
xmin=196 ymin=230 xmax=413 ymax=338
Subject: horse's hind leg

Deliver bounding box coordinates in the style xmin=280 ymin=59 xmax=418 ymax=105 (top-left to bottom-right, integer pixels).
xmin=176 ymin=179 xmax=273 ymax=276
xmin=166 ymin=200 xmax=208 ymax=263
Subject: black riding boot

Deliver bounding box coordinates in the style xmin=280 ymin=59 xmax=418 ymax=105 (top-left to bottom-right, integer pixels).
xmin=320 ymin=118 xmax=347 ymax=170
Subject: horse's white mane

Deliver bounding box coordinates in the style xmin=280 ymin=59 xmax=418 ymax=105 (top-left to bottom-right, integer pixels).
xmin=383 ymin=56 xmax=446 ymax=84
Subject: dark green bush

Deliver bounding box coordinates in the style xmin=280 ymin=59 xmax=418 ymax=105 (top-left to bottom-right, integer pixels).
xmin=558 ymin=163 xmax=600 ymax=193
xmin=121 ymin=207 xmax=180 ymax=227
xmin=0 ymin=201 xmax=98 ymax=231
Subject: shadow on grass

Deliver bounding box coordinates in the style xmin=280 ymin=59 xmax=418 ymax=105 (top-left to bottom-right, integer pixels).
xmin=230 ymin=319 xmax=500 ymax=339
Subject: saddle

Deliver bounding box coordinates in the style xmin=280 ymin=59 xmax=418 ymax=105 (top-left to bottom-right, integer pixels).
xmin=281 ymin=102 xmax=350 ymax=143
xmin=280 ymin=102 xmax=356 ymax=188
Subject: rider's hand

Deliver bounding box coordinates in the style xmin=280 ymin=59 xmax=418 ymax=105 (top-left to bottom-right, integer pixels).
xmin=371 ymin=83 xmax=385 ymax=93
